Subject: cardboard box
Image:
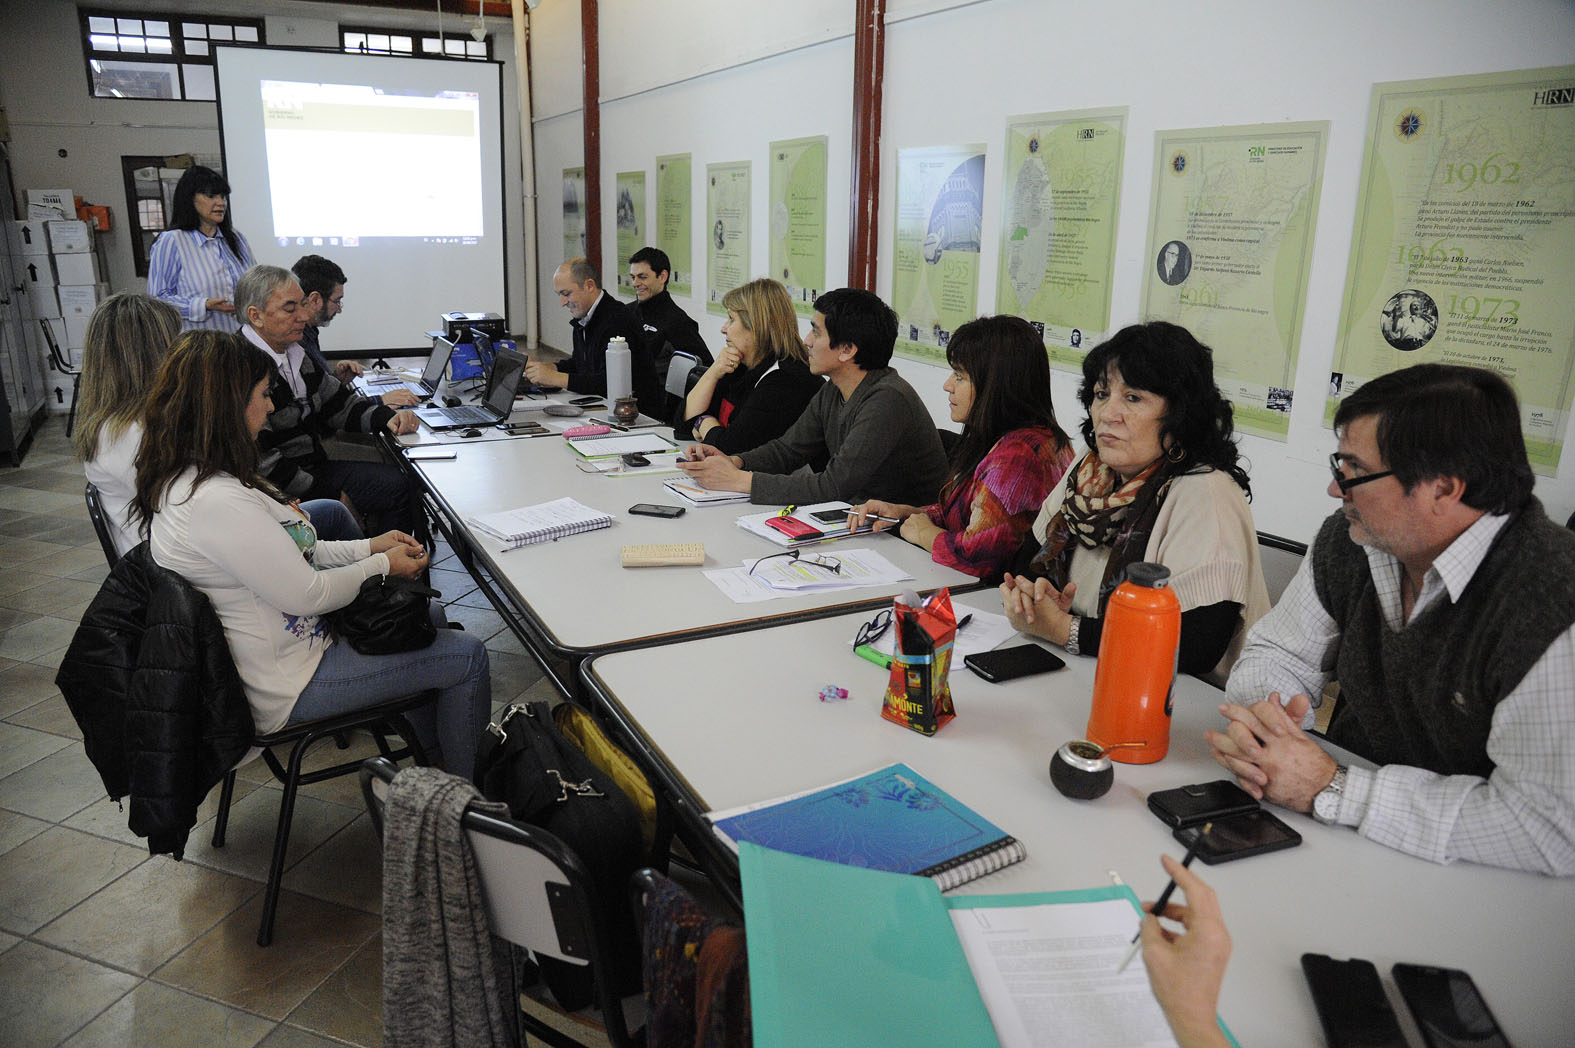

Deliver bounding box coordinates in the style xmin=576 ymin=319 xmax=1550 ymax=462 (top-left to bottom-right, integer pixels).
xmin=56 ymin=283 xmax=108 ymax=318
xmin=15 ymin=253 xmax=54 ymax=288
xmin=62 ymin=314 xmax=92 ymax=352
xmin=9 ymin=220 xmax=50 ymax=255
xmin=24 ymin=283 xmax=62 ymax=320
xmin=52 ymin=252 xmax=101 ymax=285
xmin=45 ymin=220 xmax=94 ymax=254
xmin=26 ymin=189 xmax=75 ymax=221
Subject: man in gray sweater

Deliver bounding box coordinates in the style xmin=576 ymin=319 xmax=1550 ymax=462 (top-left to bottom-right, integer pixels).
xmin=678 ymin=287 xmax=948 ymax=506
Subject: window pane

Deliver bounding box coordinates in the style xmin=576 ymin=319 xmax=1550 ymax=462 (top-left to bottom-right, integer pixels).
xmin=235 ymin=26 xmax=257 ymax=43
xmin=183 ymin=64 xmax=216 ymax=101
xmin=146 ymin=20 xmax=170 ymax=37
xmin=186 ymin=39 xmax=209 ymax=56
xmin=183 ymin=23 xmax=205 ymax=37
xmin=444 ymin=39 xmax=462 ymax=56
xmin=393 ymin=36 xmax=412 ymax=52
xmin=89 ymin=16 xmax=115 ymax=33
xmin=421 ymin=38 xmax=440 ymax=53
xmin=89 ymin=34 xmax=120 ymax=51
xmin=344 ymin=32 xmax=365 ymax=50
xmin=468 ymin=41 xmax=487 ymax=57
xmin=116 ymin=18 xmax=142 ymax=34
xmin=91 ymin=60 xmax=180 ymax=100
xmin=369 ymin=34 xmax=389 ymax=52
xmin=147 ymin=37 xmax=173 ymax=54
xmin=138 ymin=198 xmax=166 ymax=231
xmin=118 ymin=36 xmax=147 ymax=54
xmin=208 ymin=25 xmax=233 ymax=41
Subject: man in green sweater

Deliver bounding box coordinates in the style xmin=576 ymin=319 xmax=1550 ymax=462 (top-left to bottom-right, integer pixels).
xmin=677 ymin=287 xmax=948 ymax=506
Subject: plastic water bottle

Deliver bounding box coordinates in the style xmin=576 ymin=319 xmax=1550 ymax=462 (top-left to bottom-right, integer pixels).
xmin=1085 ymin=562 xmax=1180 ymax=765
xmin=605 ymin=336 xmax=632 ymax=404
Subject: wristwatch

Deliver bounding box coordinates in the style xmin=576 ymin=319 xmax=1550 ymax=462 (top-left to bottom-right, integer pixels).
xmin=1312 ymin=765 xmax=1348 ymax=825
xmin=1064 ymin=615 xmax=1082 ymax=657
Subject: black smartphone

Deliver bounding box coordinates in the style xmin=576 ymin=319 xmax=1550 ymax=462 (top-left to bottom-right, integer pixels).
xmin=498 ymin=421 xmax=546 ymax=434
xmin=1147 ymin=780 xmax=1261 ymax=828
xmin=621 ymin=452 xmax=651 ymax=467
xmin=1301 ymin=954 xmax=1406 ymax=1048
xmin=810 ymin=507 xmax=853 ymax=525
xmin=1392 ymin=963 xmax=1510 ymax=1048
xmin=628 ymin=503 xmax=685 ymax=518
xmin=570 ymin=395 xmax=603 ymax=405
xmin=1172 ymin=808 xmax=1301 ymax=864
xmin=963 ymin=643 xmax=1066 ymax=682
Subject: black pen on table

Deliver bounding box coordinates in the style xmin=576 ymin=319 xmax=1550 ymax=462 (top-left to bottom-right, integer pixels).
xmin=1115 ymin=822 xmax=1211 ymax=974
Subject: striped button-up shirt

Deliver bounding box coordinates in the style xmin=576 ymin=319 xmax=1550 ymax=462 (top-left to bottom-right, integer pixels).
xmin=146 ymin=226 xmax=255 ymax=332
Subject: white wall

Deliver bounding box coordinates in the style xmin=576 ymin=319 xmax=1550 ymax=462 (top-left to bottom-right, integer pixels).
xmin=0 ymin=0 xmax=530 ymax=346
xmin=528 ymin=0 xmax=1575 ymax=542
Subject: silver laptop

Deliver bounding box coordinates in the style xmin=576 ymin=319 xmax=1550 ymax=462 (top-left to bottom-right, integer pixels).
xmin=413 ymin=348 xmax=528 ymax=430
xmin=358 ymin=336 xmax=455 ymax=400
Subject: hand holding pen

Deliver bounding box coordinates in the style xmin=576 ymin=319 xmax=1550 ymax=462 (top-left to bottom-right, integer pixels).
xmin=1130 ymin=849 xmax=1233 ymax=1048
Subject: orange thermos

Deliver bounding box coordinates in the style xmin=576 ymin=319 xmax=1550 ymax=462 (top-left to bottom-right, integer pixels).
xmin=1085 ymin=562 xmax=1180 ymax=764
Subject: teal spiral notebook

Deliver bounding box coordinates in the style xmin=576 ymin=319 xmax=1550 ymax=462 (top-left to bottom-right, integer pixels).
xmin=709 ymin=763 xmax=1025 ymax=891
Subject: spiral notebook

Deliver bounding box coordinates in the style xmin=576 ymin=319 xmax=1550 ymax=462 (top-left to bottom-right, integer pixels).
xmin=466 ymin=497 xmax=613 ymax=549
xmin=709 ymin=763 xmax=1025 ymax=892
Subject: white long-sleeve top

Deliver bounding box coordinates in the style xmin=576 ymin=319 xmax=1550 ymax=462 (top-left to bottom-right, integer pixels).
xmin=84 ymin=421 xmax=143 ymax=558
xmin=149 ymin=470 xmax=388 ymax=733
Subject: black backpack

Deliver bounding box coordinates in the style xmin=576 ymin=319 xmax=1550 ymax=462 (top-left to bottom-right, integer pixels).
xmin=472 ymin=701 xmax=645 ymax=1010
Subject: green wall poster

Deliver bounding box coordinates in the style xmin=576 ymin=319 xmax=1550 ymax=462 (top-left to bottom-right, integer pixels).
xmin=1141 ymin=121 xmax=1329 ymax=441
xmin=996 ymin=107 xmax=1127 ymax=373
xmin=562 ymin=166 xmax=586 ymax=262
xmin=893 ymin=144 xmax=987 ymax=364
xmin=706 ymin=161 xmax=751 ymax=316
xmin=615 ymin=169 xmax=646 ymax=292
xmin=656 ymin=153 xmax=692 ymax=297
xmin=768 ymin=135 xmax=828 ymax=317
xmin=1330 ymin=66 xmax=1575 ymax=474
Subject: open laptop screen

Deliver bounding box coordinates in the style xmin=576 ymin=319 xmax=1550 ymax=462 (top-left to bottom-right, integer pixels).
xmin=424 ymin=337 xmax=457 ymax=387
xmin=484 ymin=349 xmax=528 ymax=414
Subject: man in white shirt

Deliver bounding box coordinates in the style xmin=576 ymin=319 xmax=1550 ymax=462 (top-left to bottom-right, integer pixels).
xmin=1210 ymin=364 xmax=1575 ymax=875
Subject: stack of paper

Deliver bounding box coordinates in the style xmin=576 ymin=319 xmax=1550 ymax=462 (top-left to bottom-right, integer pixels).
xmin=663 ymin=478 xmax=749 ymax=506
xmin=702 ymin=547 xmax=914 ymax=603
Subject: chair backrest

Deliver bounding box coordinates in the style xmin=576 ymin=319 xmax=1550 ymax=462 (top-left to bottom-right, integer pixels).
xmin=1257 ymin=531 xmax=1308 ymax=606
xmin=39 ymin=318 xmax=75 ymax=374
xmin=664 ymin=350 xmax=700 ymax=398
xmin=84 ymin=482 xmax=121 ymax=566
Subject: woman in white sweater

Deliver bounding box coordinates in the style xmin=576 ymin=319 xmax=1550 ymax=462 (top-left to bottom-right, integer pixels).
xmin=75 ymin=293 xmax=360 ymax=556
xmin=132 ymin=331 xmax=490 ymax=778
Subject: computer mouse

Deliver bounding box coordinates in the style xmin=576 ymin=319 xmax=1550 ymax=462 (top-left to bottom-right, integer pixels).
xmin=460 ymin=428 xmax=483 ymax=438
xmin=443 ymin=395 xmax=462 ymax=408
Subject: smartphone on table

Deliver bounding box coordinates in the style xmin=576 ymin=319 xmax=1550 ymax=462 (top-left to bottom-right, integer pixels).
xmin=809 ymin=506 xmax=854 ymax=525
xmin=1392 ymin=963 xmax=1510 ymax=1048
xmin=570 ymin=395 xmax=603 ymax=406
xmin=963 ymin=643 xmax=1066 ymax=682
xmin=1300 ymin=953 xmax=1407 ymax=1048
xmin=1147 ymin=780 xmax=1261 ymax=828
xmin=1172 ymin=808 xmax=1301 ymax=863
xmin=628 ymin=503 xmax=685 ymax=519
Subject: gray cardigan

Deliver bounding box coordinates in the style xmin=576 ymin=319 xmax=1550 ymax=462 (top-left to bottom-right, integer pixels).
xmin=740 ymin=366 xmax=949 ymax=506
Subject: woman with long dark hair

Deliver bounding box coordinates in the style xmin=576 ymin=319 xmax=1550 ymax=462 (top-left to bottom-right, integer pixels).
xmin=849 ymin=314 xmax=1075 ymax=579
xmin=1001 ymin=321 xmax=1270 ymax=679
xmin=146 ymin=165 xmax=255 ymax=331
xmin=133 ymin=331 xmax=489 ymax=779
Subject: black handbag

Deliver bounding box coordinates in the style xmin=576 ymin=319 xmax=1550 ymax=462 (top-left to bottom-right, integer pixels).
xmin=327 ymin=574 xmax=439 ymax=655
xmin=473 ymin=701 xmax=644 ymax=1011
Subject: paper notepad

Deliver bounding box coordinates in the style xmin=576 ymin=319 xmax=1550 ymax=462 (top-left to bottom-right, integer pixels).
xmin=710 ymin=763 xmax=1025 ymax=892
xmin=466 ymin=497 xmax=613 ymax=549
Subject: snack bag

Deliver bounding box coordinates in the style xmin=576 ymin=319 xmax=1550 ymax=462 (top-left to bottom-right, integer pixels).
xmin=880 ymin=589 xmax=957 ymax=735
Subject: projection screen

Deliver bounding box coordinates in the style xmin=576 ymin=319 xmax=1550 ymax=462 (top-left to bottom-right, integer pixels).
xmin=214 ymin=45 xmax=507 ymax=352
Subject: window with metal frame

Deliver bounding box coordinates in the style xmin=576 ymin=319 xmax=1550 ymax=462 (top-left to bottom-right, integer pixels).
xmin=340 ymin=26 xmax=492 ymax=61
xmin=80 ymin=9 xmax=265 ymax=101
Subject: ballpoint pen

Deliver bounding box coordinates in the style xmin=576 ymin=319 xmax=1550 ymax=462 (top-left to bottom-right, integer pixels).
xmin=777 ymin=504 xmax=797 ymax=517
xmin=1115 ymin=823 xmax=1211 ymax=973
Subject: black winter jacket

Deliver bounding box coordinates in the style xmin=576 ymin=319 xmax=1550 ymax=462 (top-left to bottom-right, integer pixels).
xmin=56 ymin=543 xmax=254 ymax=858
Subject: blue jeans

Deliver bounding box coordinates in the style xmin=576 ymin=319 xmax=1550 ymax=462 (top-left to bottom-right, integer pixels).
xmin=301 ymin=499 xmax=362 ymax=541
xmin=291 ymin=605 xmax=491 ymax=780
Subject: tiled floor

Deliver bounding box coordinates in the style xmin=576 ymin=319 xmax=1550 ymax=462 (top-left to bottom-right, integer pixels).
xmin=0 ymin=415 xmax=565 ymax=1047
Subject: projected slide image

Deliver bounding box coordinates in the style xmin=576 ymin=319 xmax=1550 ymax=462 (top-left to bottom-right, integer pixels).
xmin=261 ymin=80 xmax=482 ymax=239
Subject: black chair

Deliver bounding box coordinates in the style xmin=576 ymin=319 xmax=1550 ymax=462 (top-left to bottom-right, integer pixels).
xmin=663 ymin=350 xmax=703 ymax=427
xmin=213 ymin=694 xmax=435 ymax=946
xmin=84 ymin=482 xmax=120 ymax=567
xmin=40 ymin=319 xmax=83 ymax=437
xmin=361 ymin=756 xmax=643 ymax=1048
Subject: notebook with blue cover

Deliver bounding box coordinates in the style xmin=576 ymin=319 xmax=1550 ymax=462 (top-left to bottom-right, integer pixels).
xmin=709 ymin=763 xmax=1025 ymax=891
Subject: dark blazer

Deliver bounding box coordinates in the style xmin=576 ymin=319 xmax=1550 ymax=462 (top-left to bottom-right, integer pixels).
xmin=565 ymin=292 xmax=663 ymax=415
xmin=57 ymin=544 xmax=254 ymax=858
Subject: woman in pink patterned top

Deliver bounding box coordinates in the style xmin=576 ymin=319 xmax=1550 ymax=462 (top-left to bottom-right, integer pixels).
xmin=849 ymin=315 xmax=1074 ymax=579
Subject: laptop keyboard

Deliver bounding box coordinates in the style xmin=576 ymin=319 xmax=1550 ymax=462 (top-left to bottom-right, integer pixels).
xmin=432 ymin=404 xmax=493 ymax=425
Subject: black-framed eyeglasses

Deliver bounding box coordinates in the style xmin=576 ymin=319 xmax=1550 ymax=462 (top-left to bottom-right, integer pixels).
xmin=748 ymin=548 xmax=843 ymax=577
xmin=853 ymin=608 xmax=892 ymax=647
xmin=1329 ymin=453 xmax=1395 ymax=494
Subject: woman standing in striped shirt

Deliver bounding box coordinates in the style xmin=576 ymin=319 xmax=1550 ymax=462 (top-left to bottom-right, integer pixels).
xmin=146 ymin=165 xmax=255 ymax=332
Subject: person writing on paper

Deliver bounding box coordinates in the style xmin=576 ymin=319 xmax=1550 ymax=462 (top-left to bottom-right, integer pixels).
xmin=1000 ymin=321 xmax=1270 ymax=679
xmin=847 ymin=314 xmax=1074 ymax=579
xmin=683 ymin=278 xmax=823 ymax=454
xmin=1141 ymin=854 xmax=1233 ymax=1048
xmin=1210 ymin=364 xmax=1575 ymax=875
xmin=133 ymin=331 xmax=490 ymax=779
xmin=146 ymin=165 xmax=255 ymax=332
xmin=677 ymin=287 xmax=949 ymax=506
